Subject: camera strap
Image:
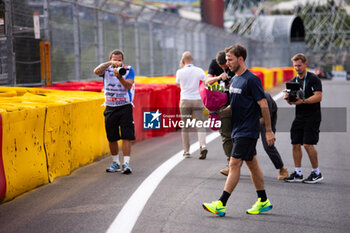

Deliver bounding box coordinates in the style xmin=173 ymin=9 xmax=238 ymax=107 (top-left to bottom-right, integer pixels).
xmin=297 ymin=72 xmax=307 ymax=101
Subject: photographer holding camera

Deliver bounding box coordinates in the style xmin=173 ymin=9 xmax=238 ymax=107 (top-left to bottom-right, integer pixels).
xmin=283 ymin=53 xmax=323 ymax=183
xmin=94 ymin=49 xmax=135 ymax=174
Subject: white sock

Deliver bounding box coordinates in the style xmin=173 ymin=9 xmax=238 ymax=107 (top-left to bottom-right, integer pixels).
xmin=312 ymin=168 xmax=320 ymax=175
xmin=295 ymin=167 xmax=302 ymax=176
xmin=112 ymin=155 xmax=119 ymax=164
xmin=124 ymin=156 xmax=130 ymax=164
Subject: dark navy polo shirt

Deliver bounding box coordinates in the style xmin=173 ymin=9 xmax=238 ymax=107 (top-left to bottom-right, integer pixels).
xmin=229 ymin=69 xmax=265 ymax=139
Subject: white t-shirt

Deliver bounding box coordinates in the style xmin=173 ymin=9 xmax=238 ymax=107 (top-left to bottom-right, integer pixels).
xmin=176 ymin=64 xmax=206 ymax=100
xmin=101 ymin=65 xmax=135 ymax=107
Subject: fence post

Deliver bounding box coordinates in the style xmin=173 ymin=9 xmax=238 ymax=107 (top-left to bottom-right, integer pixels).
xmin=43 ymin=0 xmax=51 ymax=86
xmin=96 ymin=9 xmax=104 ymax=64
xmin=118 ymin=15 xmax=123 ymax=52
xmin=134 ymin=20 xmax=140 ymax=76
xmin=73 ymin=1 xmax=81 ymax=81
xmin=4 ymin=0 xmax=15 ymax=86
xmin=161 ymin=26 xmax=166 ymax=76
xmin=149 ymin=22 xmax=154 ymax=77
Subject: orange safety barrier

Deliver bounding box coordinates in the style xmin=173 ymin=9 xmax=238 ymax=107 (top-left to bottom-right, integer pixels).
xmin=0 ymin=114 xmax=6 ymax=201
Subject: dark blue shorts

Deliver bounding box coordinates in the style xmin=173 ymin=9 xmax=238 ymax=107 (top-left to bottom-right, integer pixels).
xmin=231 ymin=137 xmax=257 ymax=161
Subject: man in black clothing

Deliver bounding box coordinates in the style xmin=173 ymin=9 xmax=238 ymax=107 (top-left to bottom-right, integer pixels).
xmin=283 ymin=53 xmax=323 ymax=184
xmin=260 ymin=92 xmax=288 ymax=180
xmin=205 ymin=51 xmax=235 ymax=176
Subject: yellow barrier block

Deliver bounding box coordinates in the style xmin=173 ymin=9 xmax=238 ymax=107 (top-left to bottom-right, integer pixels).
xmin=135 ymin=76 xmax=176 ymax=84
xmin=270 ymin=68 xmax=284 ymax=84
xmin=251 ymin=67 xmax=274 ymax=90
xmin=70 ymin=100 xmax=109 ymax=169
xmin=0 ymin=88 xmax=110 ymax=200
xmin=1 ymin=108 xmax=49 ymax=201
xmin=44 ymin=97 xmax=109 ymax=182
xmin=44 ymin=103 xmax=74 ymax=181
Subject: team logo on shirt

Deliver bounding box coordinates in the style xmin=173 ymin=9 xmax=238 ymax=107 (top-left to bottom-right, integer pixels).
xmin=229 ymin=87 xmax=242 ymax=94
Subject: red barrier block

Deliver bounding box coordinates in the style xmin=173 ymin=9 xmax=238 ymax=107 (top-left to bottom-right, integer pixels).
xmin=0 ymin=114 xmax=6 ymax=202
xmin=283 ymin=69 xmax=294 ymax=82
xmin=250 ymin=70 xmax=265 ymax=89
xmin=134 ymin=83 xmax=180 ymax=137
xmin=80 ymin=85 xmax=103 ymax=92
xmin=52 ymin=81 xmax=92 ymax=87
xmin=272 ymin=70 xmax=277 ymax=86
xmin=149 ymin=85 xmax=169 ymax=137
xmin=45 ymin=81 xmax=104 ymax=92
xmin=133 ymin=85 xmax=153 ymax=141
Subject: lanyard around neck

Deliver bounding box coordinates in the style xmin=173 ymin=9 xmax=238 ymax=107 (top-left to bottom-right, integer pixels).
xmin=297 ymin=72 xmax=307 ymax=100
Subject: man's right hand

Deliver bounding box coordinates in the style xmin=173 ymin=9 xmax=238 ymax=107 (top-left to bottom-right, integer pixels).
xmin=283 ymin=92 xmax=292 ymax=105
xmin=219 ymin=73 xmax=229 ymax=81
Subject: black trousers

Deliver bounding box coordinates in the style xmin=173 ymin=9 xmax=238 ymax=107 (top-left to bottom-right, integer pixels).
xmin=260 ymin=124 xmax=284 ymax=170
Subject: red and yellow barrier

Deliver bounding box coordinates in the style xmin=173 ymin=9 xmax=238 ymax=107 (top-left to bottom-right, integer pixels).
xmin=251 ymin=67 xmax=274 ymax=90
xmin=0 ymin=66 xmax=296 ymax=202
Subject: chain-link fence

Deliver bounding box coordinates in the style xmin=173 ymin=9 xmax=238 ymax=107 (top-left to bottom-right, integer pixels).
xmin=1 ymin=0 xmax=299 ymax=86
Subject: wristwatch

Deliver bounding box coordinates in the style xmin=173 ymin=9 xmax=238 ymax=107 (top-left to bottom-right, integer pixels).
xmin=302 ymin=98 xmax=306 ymax=104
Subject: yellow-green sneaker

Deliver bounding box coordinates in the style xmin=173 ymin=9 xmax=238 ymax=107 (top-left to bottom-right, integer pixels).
xmin=246 ymin=198 xmax=273 ymax=215
xmin=202 ymin=200 xmax=226 ymax=217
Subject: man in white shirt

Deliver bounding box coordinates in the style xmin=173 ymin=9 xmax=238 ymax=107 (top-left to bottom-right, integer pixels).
xmin=176 ymin=51 xmax=207 ymax=159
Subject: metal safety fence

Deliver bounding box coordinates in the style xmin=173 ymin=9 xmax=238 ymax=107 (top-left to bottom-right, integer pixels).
xmin=1 ymin=0 xmax=296 ymax=86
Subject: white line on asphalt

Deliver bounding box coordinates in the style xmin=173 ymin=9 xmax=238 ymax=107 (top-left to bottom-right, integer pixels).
xmin=106 ymin=132 xmax=220 ymax=233
xmin=273 ymin=91 xmax=284 ymax=101
xmin=106 ymin=91 xmax=284 ymax=233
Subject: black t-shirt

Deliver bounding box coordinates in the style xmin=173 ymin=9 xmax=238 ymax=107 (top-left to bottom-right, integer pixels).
xmin=207 ymin=59 xmax=235 ymax=84
xmin=290 ymin=71 xmax=322 ymax=120
xmin=229 ymin=70 xmax=265 ymax=139
xmin=208 ymin=59 xmax=235 ymax=107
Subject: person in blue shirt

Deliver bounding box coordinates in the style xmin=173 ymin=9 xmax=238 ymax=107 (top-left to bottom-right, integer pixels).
xmin=94 ymin=49 xmax=135 ymax=174
xmin=203 ymin=44 xmax=275 ymax=216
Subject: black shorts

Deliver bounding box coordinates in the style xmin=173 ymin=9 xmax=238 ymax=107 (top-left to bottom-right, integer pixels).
xmin=104 ymin=104 xmax=135 ymax=142
xmin=231 ymin=137 xmax=257 ymax=161
xmin=290 ymin=118 xmax=320 ymax=145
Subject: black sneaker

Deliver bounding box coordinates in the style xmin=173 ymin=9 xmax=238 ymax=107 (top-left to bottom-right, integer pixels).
xmin=284 ymin=171 xmax=303 ymax=183
xmin=303 ymin=171 xmax=323 ymax=184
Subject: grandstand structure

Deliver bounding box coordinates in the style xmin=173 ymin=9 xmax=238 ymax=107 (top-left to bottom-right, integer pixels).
xmin=225 ymin=0 xmax=350 ymax=69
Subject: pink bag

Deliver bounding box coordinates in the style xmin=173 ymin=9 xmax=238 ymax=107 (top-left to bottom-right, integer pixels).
xmin=199 ymin=81 xmax=228 ymax=130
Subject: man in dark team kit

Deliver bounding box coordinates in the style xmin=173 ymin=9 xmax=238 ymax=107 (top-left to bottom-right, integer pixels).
xmin=203 ymin=44 xmax=275 ymax=216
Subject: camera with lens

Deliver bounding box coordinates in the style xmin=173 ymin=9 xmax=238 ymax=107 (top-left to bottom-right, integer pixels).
xmin=112 ymin=66 xmax=129 ymax=76
xmin=284 ymin=82 xmax=304 ymax=102
xmin=116 ymin=67 xmax=129 ymax=75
